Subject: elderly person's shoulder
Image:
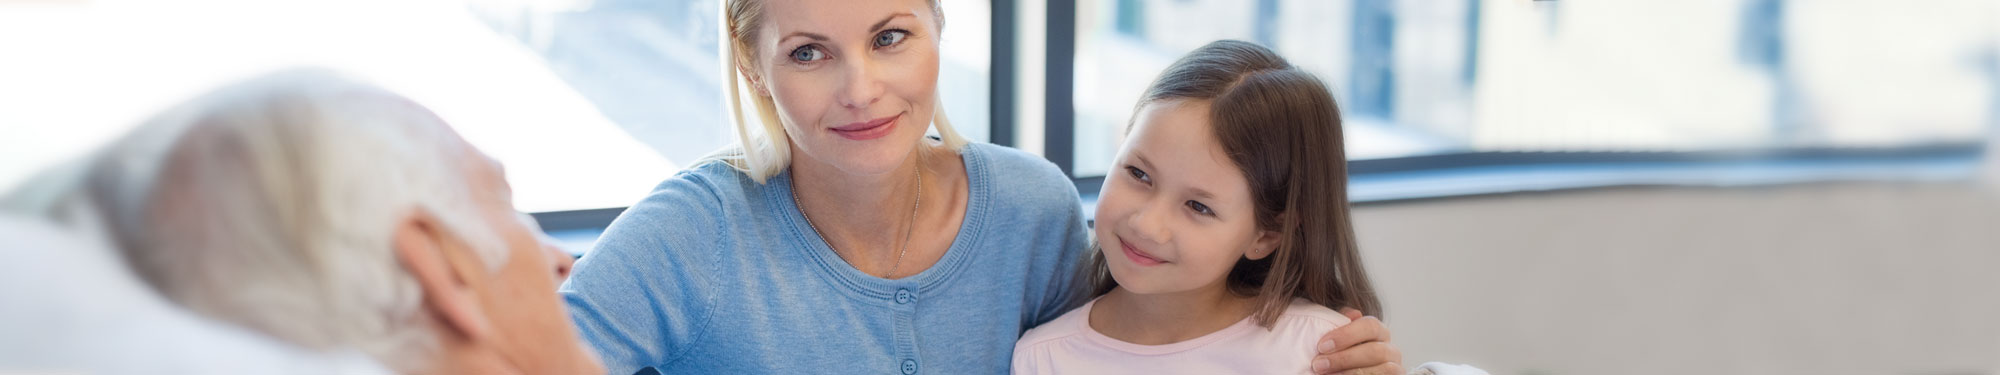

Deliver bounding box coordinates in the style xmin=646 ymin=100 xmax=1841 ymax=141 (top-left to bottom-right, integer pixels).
xmin=0 ymin=214 xmax=389 ymax=374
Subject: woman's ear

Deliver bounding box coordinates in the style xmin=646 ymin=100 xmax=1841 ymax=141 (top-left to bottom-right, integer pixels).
xmin=738 ymin=64 xmax=771 ymax=97
xmin=392 ymin=210 xmax=493 ymax=342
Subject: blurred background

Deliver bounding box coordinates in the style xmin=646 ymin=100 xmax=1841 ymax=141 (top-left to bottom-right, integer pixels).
xmin=3 ymin=0 xmax=1999 ymax=374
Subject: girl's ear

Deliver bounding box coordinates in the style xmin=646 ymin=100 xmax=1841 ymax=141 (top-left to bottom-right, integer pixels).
xmin=1247 ymin=231 xmax=1282 ymax=260
xmin=1246 ymin=225 xmax=1284 ymax=261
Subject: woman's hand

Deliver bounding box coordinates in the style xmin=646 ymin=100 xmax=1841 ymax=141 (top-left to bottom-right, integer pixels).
xmin=1311 ymin=308 xmax=1403 ymax=375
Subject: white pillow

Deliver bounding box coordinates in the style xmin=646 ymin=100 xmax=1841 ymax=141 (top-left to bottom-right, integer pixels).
xmin=0 ymin=215 xmax=388 ymax=374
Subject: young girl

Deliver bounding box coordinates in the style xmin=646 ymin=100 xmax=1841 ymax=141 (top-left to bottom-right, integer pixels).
xmin=1012 ymin=40 xmax=1381 ymax=374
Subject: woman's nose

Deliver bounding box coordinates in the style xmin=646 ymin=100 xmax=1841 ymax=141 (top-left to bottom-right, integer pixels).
xmin=837 ymin=57 xmax=886 ymax=109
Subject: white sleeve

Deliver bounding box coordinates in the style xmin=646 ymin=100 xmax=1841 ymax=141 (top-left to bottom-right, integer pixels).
xmin=1408 ymin=362 xmax=1492 ymax=375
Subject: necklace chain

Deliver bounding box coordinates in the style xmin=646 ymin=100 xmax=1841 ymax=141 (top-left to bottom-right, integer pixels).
xmin=792 ymin=165 xmax=921 ymax=279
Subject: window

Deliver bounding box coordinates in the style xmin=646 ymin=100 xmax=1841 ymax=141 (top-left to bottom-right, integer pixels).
xmin=1065 ymin=0 xmax=1993 ymax=179
xmin=470 ymin=0 xmax=994 ymax=170
xmin=2 ymin=0 xmax=1990 ymax=228
xmin=470 ymin=0 xmax=993 ymax=211
xmin=0 ymin=0 xmax=994 ymax=214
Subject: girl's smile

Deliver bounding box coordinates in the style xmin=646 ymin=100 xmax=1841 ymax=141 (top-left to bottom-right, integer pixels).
xmin=1117 ymin=236 xmax=1170 ymax=266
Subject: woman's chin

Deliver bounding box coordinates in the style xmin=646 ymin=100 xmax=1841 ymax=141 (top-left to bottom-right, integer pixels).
xmin=804 ymin=137 xmax=925 ymax=175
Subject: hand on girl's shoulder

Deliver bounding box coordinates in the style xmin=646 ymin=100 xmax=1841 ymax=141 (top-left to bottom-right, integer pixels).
xmin=1274 ymin=299 xmax=1353 ymax=334
xmin=1282 ymin=302 xmax=1492 ymax=375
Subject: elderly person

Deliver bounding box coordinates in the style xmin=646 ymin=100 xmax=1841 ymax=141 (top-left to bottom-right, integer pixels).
xmin=6 ymin=69 xmax=603 ymax=374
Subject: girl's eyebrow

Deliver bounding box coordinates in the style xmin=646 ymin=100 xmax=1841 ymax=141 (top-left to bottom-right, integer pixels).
xmin=1187 ymin=186 xmax=1217 ymax=200
xmin=1136 ymin=151 xmax=1222 ymax=200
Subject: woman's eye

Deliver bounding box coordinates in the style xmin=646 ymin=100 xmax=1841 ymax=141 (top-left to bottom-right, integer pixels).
xmin=874 ymin=30 xmax=909 ymax=48
xmin=1186 ymin=200 xmax=1214 ymax=216
xmin=1125 ymin=165 xmax=1150 ymax=184
xmin=790 ymin=45 xmax=828 ymax=62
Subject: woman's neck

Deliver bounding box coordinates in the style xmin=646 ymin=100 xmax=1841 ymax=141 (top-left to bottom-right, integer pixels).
xmin=789 ymin=148 xmax=924 ymax=232
xmin=1088 ymin=282 xmax=1259 ymax=346
xmin=787 ymin=142 xmax=953 ymax=277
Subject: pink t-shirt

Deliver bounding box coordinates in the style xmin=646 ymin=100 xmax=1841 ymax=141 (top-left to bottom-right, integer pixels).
xmin=1011 ymin=297 xmax=1350 ymax=375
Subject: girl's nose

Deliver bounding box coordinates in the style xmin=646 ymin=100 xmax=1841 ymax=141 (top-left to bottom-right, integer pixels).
xmin=1122 ymin=200 xmax=1173 ymax=245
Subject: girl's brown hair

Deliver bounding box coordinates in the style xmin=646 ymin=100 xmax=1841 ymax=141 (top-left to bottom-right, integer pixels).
xmin=1080 ymin=40 xmax=1381 ymax=326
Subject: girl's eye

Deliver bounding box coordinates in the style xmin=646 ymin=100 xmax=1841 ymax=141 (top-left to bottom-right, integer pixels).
xmin=1186 ymin=200 xmax=1214 ymax=216
xmin=790 ymin=45 xmax=828 ymax=62
xmin=1125 ymin=165 xmax=1150 ymax=184
xmin=874 ymin=30 xmax=909 ymax=48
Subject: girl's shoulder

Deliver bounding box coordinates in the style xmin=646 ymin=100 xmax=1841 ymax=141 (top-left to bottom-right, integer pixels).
xmin=1251 ymin=299 xmax=1353 ymax=360
xmin=1014 ymin=297 xmax=1097 ymax=350
xmin=1271 ymin=298 xmax=1353 ymax=333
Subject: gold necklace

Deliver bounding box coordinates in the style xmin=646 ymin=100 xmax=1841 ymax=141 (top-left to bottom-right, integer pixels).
xmin=792 ymin=165 xmax=921 ymax=279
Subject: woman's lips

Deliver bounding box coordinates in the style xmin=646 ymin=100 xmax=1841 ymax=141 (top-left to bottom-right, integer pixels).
xmin=1120 ymin=240 xmax=1168 ymax=266
xmin=830 ymin=113 xmax=901 ymax=141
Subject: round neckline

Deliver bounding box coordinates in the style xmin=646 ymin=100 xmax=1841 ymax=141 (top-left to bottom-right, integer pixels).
xmin=1075 ymin=298 xmax=1263 ymax=356
xmin=772 ymin=144 xmax=991 ymax=300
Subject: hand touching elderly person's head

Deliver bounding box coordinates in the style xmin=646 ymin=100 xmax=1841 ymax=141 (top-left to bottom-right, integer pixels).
xmin=72 ymin=69 xmax=602 ymax=374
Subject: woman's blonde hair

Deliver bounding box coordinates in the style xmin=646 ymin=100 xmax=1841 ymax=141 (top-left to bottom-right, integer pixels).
xmin=710 ymin=0 xmax=969 ymax=183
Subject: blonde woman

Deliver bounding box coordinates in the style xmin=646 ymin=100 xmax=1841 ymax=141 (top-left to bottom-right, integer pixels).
xmin=559 ymin=1 xmax=1401 ymax=374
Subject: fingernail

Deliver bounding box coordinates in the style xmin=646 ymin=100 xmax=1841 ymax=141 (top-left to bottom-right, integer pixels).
xmin=1313 ymin=358 xmax=1330 ymax=372
xmin=1317 ymin=340 xmax=1335 ymax=353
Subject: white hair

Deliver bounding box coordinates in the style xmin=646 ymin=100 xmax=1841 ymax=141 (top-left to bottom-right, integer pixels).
xmin=43 ymin=68 xmax=507 ymax=370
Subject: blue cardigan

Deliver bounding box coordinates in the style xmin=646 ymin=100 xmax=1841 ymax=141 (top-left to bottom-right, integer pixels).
xmin=561 ymin=143 xmax=1092 ymax=374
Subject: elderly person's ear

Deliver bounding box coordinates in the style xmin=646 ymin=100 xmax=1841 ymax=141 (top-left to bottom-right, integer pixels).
xmin=392 ymin=210 xmax=494 ymax=342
